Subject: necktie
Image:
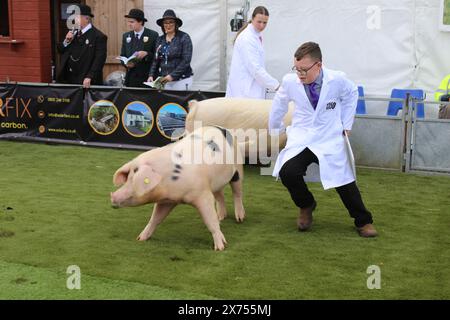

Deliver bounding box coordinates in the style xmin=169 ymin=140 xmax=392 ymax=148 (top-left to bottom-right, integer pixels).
xmin=259 ymin=36 xmax=262 ymax=43
xmin=132 ymin=33 xmax=139 ymax=50
xmin=307 ymin=83 xmax=319 ymax=109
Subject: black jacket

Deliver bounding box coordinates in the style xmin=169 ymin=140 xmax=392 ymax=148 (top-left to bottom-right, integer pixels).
xmin=149 ymin=30 xmax=193 ymax=81
xmin=57 ymin=26 xmax=107 ymax=85
xmin=120 ymin=28 xmax=158 ymax=88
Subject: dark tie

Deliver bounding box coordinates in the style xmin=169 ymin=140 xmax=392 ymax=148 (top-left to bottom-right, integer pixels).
xmin=132 ymin=33 xmax=139 ymax=50
xmin=307 ymin=83 xmax=319 ymax=109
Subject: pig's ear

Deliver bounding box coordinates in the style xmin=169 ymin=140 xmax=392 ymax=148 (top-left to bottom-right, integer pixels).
xmin=113 ymin=162 xmax=131 ymax=187
xmin=133 ymin=164 xmax=162 ymax=197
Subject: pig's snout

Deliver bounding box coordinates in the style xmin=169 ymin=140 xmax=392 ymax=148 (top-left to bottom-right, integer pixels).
xmin=111 ymin=192 xmax=122 ymax=209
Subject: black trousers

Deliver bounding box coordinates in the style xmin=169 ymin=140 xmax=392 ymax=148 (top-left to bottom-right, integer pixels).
xmin=125 ymin=68 xmax=148 ymax=88
xmin=279 ymin=148 xmax=373 ymax=228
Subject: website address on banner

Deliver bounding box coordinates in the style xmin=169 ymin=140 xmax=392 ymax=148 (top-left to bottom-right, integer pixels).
xmin=48 ymin=113 xmax=80 ymax=119
xmin=48 ymin=128 xmax=76 ymax=134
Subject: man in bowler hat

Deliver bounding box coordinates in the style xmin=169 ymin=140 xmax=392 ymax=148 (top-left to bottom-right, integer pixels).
xmin=57 ymin=4 xmax=107 ymax=88
xmin=120 ymin=9 xmax=158 ymax=88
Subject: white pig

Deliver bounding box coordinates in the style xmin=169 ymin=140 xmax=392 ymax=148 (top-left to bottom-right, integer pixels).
xmin=111 ymin=126 xmax=245 ymax=251
xmin=185 ymin=98 xmax=294 ymax=161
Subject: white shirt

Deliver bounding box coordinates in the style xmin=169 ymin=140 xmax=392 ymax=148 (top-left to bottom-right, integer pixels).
xmin=81 ymin=23 xmax=93 ymax=35
xmin=226 ymin=23 xmax=279 ymax=99
xmin=134 ymin=27 xmax=144 ymax=40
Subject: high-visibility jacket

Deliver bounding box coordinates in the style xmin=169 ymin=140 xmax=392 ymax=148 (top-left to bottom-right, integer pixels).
xmin=435 ymin=74 xmax=450 ymax=101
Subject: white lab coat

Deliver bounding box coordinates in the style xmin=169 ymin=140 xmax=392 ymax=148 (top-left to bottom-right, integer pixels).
xmin=269 ymin=68 xmax=358 ymax=190
xmin=225 ymin=24 xmax=279 ymax=99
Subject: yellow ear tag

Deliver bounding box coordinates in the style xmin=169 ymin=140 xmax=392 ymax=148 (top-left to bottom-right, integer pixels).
xmin=144 ymin=178 xmax=150 ymax=184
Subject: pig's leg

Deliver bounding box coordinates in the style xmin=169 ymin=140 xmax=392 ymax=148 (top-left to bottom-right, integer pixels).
xmin=230 ymin=166 xmax=245 ymax=223
xmin=214 ymin=190 xmax=227 ymax=221
xmin=194 ymin=192 xmax=227 ymax=251
xmin=137 ymin=203 xmax=176 ymax=241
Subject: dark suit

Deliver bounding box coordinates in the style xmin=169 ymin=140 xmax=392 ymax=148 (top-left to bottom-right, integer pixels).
xmin=120 ymin=28 xmax=158 ymax=88
xmin=57 ymin=25 xmax=107 ymax=85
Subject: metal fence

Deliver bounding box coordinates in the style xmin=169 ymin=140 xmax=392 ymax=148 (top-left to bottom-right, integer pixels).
xmin=408 ymin=100 xmax=450 ymax=173
xmin=350 ymin=96 xmax=406 ymax=171
xmin=351 ymin=96 xmax=450 ymax=174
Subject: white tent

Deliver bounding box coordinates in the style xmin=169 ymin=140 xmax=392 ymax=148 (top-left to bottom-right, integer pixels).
xmin=144 ymin=0 xmax=450 ymax=97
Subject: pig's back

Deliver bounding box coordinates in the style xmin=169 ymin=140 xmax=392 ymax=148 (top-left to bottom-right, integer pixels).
xmin=186 ymin=98 xmax=273 ymax=131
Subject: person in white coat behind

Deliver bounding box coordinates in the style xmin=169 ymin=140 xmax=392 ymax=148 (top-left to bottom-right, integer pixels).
xmin=225 ymin=6 xmax=279 ymax=99
xmin=269 ymin=42 xmax=377 ymax=237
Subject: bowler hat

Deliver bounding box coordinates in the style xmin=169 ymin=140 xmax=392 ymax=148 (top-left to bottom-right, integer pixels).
xmin=78 ymin=4 xmax=94 ymax=18
xmin=125 ymin=8 xmax=147 ymax=22
xmin=156 ymin=9 xmax=183 ymax=27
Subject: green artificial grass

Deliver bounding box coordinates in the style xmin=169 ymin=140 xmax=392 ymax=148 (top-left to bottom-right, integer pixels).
xmin=0 ymin=140 xmax=449 ymax=299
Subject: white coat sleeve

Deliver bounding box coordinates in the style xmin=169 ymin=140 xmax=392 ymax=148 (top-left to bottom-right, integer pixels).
xmin=339 ymin=77 xmax=358 ymax=131
xmin=241 ymin=39 xmax=279 ymax=91
xmin=269 ymin=77 xmax=289 ymax=135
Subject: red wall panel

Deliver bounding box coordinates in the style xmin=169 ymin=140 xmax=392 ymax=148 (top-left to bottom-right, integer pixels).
xmin=0 ymin=0 xmax=52 ymax=83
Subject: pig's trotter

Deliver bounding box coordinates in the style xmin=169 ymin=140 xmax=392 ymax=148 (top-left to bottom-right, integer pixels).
xmin=137 ymin=227 xmax=151 ymax=241
xmin=230 ymin=175 xmax=245 ymax=223
xmin=214 ymin=190 xmax=227 ymax=221
xmin=136 ymin=203 xmax=176 ymax=241
xmin=195 ymin=192 xmax=227 ymax=251
xmin=213 ymin=231 xmax=227 ymax=251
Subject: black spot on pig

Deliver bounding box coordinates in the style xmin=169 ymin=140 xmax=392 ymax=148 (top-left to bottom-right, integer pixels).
xmin=207 ymin=140 xmax=220 ymax=152
xmin=212 ymin=126 xmax=233 ymax=146
xmin=174 ymin=152 xmax=183 ymax=159
xmin=171 ymin=164 xmax=183 ymax=181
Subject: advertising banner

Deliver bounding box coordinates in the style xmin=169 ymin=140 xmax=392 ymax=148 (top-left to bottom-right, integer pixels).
xmin=0 ymin=83 xmax=224 ymax=149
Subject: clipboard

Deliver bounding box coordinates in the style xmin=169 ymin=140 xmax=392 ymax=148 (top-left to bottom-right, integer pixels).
xmin=344 ymin=131 xmax=357 ymax=180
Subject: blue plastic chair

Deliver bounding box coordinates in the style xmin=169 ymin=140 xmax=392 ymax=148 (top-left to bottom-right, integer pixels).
xmin=387 ymin=89 xmax=425 ymax=118
xmin=356 ymin=86 xmax=366 ymax=115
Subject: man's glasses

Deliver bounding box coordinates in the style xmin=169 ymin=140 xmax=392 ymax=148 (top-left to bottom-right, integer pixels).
xmin=292 ymin=61 xmax=319 ymax=76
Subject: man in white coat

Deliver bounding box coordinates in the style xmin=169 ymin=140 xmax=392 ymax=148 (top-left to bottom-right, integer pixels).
xmin=225 ymin=6 xmax=279 ymax=99
xmin=269 ymin=42 xmax=377 ymax=237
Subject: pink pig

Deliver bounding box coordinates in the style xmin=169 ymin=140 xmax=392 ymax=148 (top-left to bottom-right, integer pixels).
xmin=111 ymin=126 xmax=245 ymax=251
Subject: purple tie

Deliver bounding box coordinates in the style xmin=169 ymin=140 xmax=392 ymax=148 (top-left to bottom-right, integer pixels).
xmin=307 ymin=83 xmax=319 ymax=109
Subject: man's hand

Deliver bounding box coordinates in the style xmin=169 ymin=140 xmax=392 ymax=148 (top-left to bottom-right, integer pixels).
xmin=83 ymin=78 xmax=92 ymax=88
xmin=344 ymin=130 xmax=351 ymax=136
xmin=65 ymin=30 xmax=75 ymax=42
xmin=135 ymin=51 xmax=148 ymax=60
xmin=147 ymin=76 xmax=154 ymax=83
xmin=64 ymin=30 xmax=75 ymax=44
